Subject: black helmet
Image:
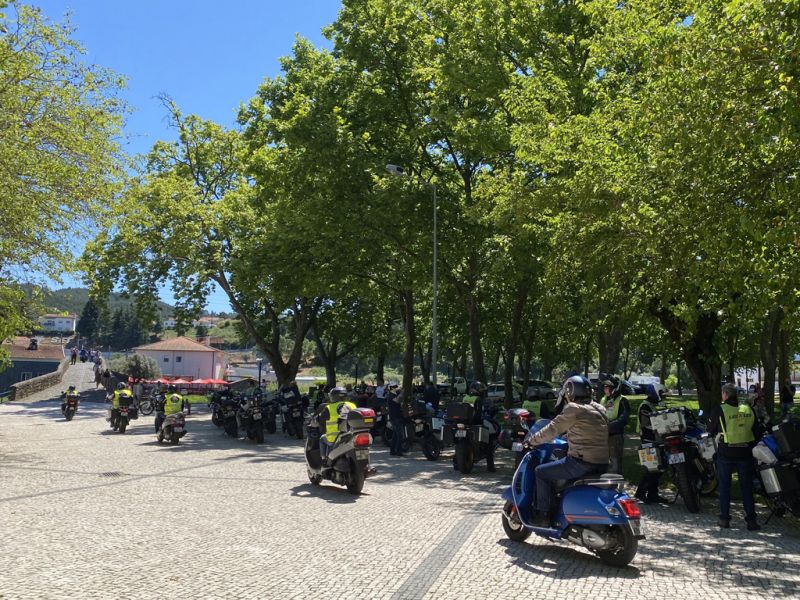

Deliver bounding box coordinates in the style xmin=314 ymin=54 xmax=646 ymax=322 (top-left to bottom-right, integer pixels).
xmin=68 ymin=385 xmax=76 ymax=391
xmin=167 ymin=385 xmax=177 ymax=393
xmin=469 ymin=381 xmax=485 ymax=395
xmin=563 ymin=375 xmax=592 ymax=403
xmin=329 ymin=386 xmax=348 ymax=401
xmin=116 ymin=382 xmax=127 ymax=390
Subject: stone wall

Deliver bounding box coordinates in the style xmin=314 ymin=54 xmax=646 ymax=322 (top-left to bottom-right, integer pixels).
xmin=9 ymin=359 xmax=71 ymax=402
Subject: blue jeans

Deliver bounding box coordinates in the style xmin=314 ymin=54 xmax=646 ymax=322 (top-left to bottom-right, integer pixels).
xmin=319 ymin=435 xmax=333 ymax=460
xmin=535 ymin=455 xmax=607 ymax=513
xmin=717 ymin=454 xmax=757 ymax=522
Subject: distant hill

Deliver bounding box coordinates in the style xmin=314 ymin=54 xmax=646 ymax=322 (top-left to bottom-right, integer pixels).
xmin=24 ymin=286 xmax=174 ymax=316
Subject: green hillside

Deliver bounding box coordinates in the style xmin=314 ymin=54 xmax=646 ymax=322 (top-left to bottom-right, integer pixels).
xmin=24 ymin=286 xmax=174 ymax=316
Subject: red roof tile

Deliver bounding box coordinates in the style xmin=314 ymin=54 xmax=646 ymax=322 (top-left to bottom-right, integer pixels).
xmin=4 ymin=337 xmax=65 ymax=361
xmin=133 ymin=336 xmax=221 ymax=353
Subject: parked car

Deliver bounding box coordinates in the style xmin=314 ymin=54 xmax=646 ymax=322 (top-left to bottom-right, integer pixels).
xmin=591 ymin=377 xmax=638 ymax=396
xmin=486 ymin=383 xmax=520 ymax=405
xmin=450 ymin=377 xmax=467 ymax=395
xmin=522 ymin=379 xmax=559 ymax=400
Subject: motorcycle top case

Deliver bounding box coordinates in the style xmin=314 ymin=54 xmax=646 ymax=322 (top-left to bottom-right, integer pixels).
xmin=409 ymin=399 xmax=429 ymax=417
xmin=344 ymin=407 xmax=375 ymax=431
xmin=772 ymin=420 xmax=800 ymax=457
xmin=651 ymin=407 xmax=688 ymax=437
xmin=445 ymin=402 xmax=475 ymax=422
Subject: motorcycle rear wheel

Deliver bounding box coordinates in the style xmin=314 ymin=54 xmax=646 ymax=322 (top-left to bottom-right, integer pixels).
xmin=265 ymin=419 xmax=276 ymax=434
xmin=422 ymin=433 xmax=441 ymax=461
xmin=211 ymin=411 xmax=222 ymax=427
xmin=596 ymin=525 xmax=638 ymax=567
xmin=501 ymin=500 xmax=531 ymax=542
xmin=308 ymin=469 xmax=322 ymax=486
xmin=674 ymin=463 xmax=701 ymax=513
xmin=346 ymin=461 xmax=365 ymax=495
xmin=170 ymin=430 xmax=180 ymax=445
xmin=254 ymin=426 xmax=265 ymax=444
xmin=139 ymin=400 xmax=154 ymax=416
xmin=455 ymin=443 xmax=474 ymax=474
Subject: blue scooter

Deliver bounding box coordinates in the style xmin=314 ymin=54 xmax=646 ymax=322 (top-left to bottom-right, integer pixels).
xmin=501 ymin=420 xmax=645 ymax=567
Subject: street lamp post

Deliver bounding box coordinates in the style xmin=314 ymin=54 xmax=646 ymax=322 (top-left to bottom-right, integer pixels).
xmin=386 ymin=164 xmax=438 ymax=385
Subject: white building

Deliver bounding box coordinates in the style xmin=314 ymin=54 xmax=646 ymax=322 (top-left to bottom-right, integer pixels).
xmin=133 ymin=336 xmax=225 ymax=380
xmin=162 ymin=317 xmax=178 ymax=329
xmin=38 ymin=314 xmax=77 ymax=333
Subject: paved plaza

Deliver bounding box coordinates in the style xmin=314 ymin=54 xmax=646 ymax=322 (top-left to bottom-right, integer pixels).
xmin=1 ymin=363 xmax=799 ymax=599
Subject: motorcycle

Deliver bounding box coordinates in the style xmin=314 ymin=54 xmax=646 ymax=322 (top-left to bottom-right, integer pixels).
xmin=157 ymin=411 xmax=187 ymax=445
xmin=62 ymin=393 xmax=80 ymax=421
xmin=305 ymin=407 xmax=376 ymax=495
xmin=221 ymin=395 xmax=240 ymax=438
xmin=636 ymin=406 xmax=716 ymax=513
xmin=498 ymin=408 xmax=533 ymax=469
xmin=238 ymin=396 xmax=265 ymax=444
xmin=445 ymin=401 xmax=500 ymax=474
xmin=262 ymin=396 xmax=279 ymax=435
xmin=501 ymin=420 xmax=644 ymax=568
xmin=753 ymin=419 xmax=800 ymax=519
xmin=405 ymin=400 xmax=442 ymax=460
xmin=106 ymin=394 xmax=132 ymax=434
xmin=139 ymin=394 xmax=157 ymax=416
xmin=281 ymin=395 xmax=305 ymax=439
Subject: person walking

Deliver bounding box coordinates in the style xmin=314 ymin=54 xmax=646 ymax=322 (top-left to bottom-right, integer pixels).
xmin=707 ymin=383 xmax=761 ymax=531
xmin=70 ymin=347 xmax=77 ymax=365
xmin=600 ymin=380 xmax=630 ymax=475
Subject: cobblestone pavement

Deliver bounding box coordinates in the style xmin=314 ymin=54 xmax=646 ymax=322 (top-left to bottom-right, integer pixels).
xmin=1 ymin=376 xmax=799 ymax=600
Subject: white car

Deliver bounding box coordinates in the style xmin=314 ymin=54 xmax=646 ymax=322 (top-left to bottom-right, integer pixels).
xmin=486 ymin=383 xmax=520 ymax=405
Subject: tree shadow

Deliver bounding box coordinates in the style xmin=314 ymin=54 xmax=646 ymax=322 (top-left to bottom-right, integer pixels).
xmin=289 ymin=482 xmax=364 ymax=504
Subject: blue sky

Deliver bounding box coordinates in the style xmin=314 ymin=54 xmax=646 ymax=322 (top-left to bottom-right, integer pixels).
xmin=31 ymin=0 xmax=342 ymax=312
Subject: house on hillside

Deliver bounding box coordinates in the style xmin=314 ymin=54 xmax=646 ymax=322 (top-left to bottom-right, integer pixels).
xmin=162 ymin=316 xmax=178 ymax=329
xmin=133 ymin=336 xmax=225 ymax=380
xmin=38 ymin=314 xmax=77 ymax=334
xmin=0 ymin=337 xmax=65 ymax=394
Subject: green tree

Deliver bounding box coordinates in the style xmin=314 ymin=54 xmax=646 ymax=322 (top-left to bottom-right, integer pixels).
xmin=77 ymin=299 xmax=101 ymax=343
xmin=107 ymin=354 xmax=161 ymax=381
xmin=0 ymin=3 xmax=124 ymax=365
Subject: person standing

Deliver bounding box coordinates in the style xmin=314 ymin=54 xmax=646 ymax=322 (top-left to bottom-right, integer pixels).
xmin=706 ymin=383 xmax=761 ymax=531
xmin=70 ymin=347 xmax=77 ymax=365
xmin=387 ymin=386 xmax=405 ymax=457
xmin=780 ymin=379 xmax=796 ymax=419
xmin=600 ymin=380 xmax=630 ymax=475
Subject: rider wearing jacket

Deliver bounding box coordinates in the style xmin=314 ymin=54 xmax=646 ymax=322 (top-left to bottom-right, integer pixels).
xmin=529 ymin=375 xmax=609 ymax=526
xmin=61 ymin=385 xmax=80 ymax=414
xmin=600 ymin=379 xmax=631 ymax=475
xmin=706 ymin=383 xmax=761 ymax=531
xmin=318 ymin=387 xmax=357 ymax=461
xmin=155 ymin=385 xmax=182 ymax=432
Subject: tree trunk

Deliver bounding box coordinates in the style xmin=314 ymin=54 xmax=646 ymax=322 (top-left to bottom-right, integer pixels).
xmin=779 ymin=324 xmax=791 ymax=407
xmin=504 ymin=286 xmax=527 ymax=408
xmin=417 ymin=342 xmax=431 ymax=385
xmin=399 ymin=289 xmax=416 ymax=411
xmin=465 ymin=293 xmax=486 ymax=384
xmin=677 ymin=359 xmax=683 ymax=397
xmin=311 ymin=324 xmax=338 ymax=388
xmin=489 ymin=346 xmax=502 ymax=383
xmin=727 ymin=328 xmax=739 ymax=384
xmin=598 ymin=329 xmax=624 ymax=375
xmin=582 ymin=334 xmax=592 ymax=377
xmin=653 ymin=302 xmax=723 ymax=412
xmin=458 ymin=346 xmax=467 ymax=378
xmin=759 ymin=306 xmax=783 ymax=416
xmin=543 ymin=361 xmax=553 ymax=383
xmin=376 ymin=353 xmax=386 ymax=383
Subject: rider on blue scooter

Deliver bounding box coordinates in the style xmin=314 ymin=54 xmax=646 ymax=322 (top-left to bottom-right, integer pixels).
xmin=528 ymin=375 xmax=610 ymax=527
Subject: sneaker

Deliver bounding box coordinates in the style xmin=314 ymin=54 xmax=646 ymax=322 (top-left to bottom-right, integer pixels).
xmin=746 ymin=521 xmax=761 ymax=532
xmin=718 ymin=518 xmax=731 ymax=529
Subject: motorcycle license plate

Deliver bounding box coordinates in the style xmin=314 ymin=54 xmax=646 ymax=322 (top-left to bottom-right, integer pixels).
xmin=292 ymin=410 xmax=300 ymax=417
xmin=252 ymin=413 xmax=262 ymax=420
xmin=630 ymin=519 xmax=645 ymax=539
xmin=415 ymin=423 xmax=424 ymax=433
xmin=455 ymin=430 xmax=467 ymax=438
xmin=356 ymin=449 xmax=369 ymax=460
xmin=638 ymin=447 xmax=659 ymax=468
xmin=667 ymin=452 xmax=685 ymax=465
xmin=173 ymin=427 xmax=184 ymax=433
xmin=512 ymin=442 xmax=523 ymax=452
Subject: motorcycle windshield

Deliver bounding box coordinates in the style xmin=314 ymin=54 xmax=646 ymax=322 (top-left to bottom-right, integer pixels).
xmin=523 ymin=419 xmax=567 ymax=447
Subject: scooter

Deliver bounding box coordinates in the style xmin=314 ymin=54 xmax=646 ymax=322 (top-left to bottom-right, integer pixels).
xmin=157 ymin=411 xmax=187 ymax=445
xmin=446 ymin=401 xmax=500 ymax=474
xmin=305 ymin=407 xmax=376 ymax=495
xmin=501 ymin=420 xmax=644 ymax=568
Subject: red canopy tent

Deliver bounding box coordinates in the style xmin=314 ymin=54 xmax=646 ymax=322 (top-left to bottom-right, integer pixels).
xmin=171 ymin=378 xmax=191 ymax=385
xmin=192 ymin=378 xmax=212 ymax=385
xmin=207 ymin=378 xmax=230 ymax=385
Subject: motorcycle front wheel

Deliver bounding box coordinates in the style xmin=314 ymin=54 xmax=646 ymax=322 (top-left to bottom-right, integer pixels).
xmin=139 ymin=400 xmax=154 ymax=416
xmin=254 ymin=426 xmax=265 ymax=444
xmin=673 ymin=463 xmax=701 ymax=513
xmin=64 ymin=409 xmax=74 ymax=421
xmin=422 ymin=433 xmax=441 ymax=461
xmin=595 ymin=525 xmax=638 ymax=567
xmin=501 ymin=500 xmax=531 ymax=542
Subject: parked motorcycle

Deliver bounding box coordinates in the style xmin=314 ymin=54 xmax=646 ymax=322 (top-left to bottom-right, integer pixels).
xmin=501 ymin=420 xmax=644 ymax=567
xmin=157 ymin=411 xmax=187 ymax=445
xmin=139 ymin=394 xmax=156 ymax=416
xmin=305 ymin=407 xmax=376 ymax=495
xmin=262 ymin=396 xmax=279 ymax=435
xmin=445 ymin=401 xmax=500 ymax=474
xmin=238 ymin=396 xmax=265 ymax=444
xmin=636 ymin=406 xmax=716 ymax=513
xmin=753 ymin=419 xmax=800 ymax=519
xmin=405 ymin=400 xmax=442 ymax=460
xmin=221 ymin=396 xmax=240 ymax=438
xmin=281 ymin=396 xmax=305 ymax=439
